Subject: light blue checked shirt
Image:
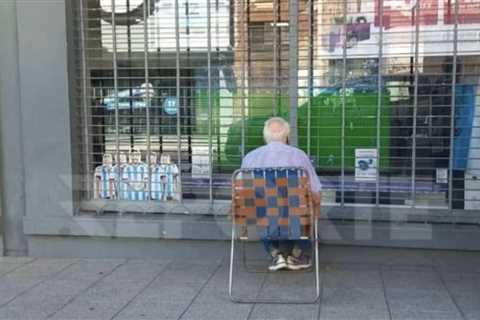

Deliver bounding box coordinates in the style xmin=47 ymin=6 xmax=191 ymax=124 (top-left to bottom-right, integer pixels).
xmin=241 ymin=141 xmax=322 ymax=193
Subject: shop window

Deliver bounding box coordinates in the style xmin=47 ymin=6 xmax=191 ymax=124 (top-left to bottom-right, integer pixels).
xmin=75 ymin=0 xmax=480 ymax=214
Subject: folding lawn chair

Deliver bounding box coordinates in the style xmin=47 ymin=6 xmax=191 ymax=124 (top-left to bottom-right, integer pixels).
xmin=228 ymin=167 xmax=320 ymax=304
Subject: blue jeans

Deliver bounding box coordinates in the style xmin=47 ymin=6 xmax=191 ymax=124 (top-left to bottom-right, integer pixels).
xmin=261 ymin=239 xmax=311 ymax=257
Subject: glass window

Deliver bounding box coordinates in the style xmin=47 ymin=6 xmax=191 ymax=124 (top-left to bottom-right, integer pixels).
xmin=76 ymin=0 xmax=480 ymax=213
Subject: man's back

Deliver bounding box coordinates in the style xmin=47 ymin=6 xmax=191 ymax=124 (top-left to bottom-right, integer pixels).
xmin=241 ymin=141 xmax=322 ymax=192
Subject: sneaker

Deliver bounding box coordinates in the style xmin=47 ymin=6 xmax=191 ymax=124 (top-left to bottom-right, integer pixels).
xmin=268 ymin=254 xmax=287 ymax=271
xmin=287 ymin=255 xmax=312 ymax=270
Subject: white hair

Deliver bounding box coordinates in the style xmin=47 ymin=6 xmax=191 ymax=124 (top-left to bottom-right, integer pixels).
xmin=263 ymin=117 xmax=290 ymax=143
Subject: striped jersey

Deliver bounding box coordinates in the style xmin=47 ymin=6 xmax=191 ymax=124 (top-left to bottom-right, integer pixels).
xmin=93 ymin=165 xmax=115 ymax=199
xmin=120 ymin=163 xmax=149 ymax=201
xmin=150 ymin=164 xmax=179 ymax=200
xmin=111 ymin=164 xmax=126 ymax=200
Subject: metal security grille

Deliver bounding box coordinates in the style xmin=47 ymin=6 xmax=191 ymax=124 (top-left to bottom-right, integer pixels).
xmin=75 ymin=0 xmax=480 ymax=215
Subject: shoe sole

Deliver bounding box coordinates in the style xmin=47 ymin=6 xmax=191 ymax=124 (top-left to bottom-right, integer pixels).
xmin=268 ymin=262 xmax=287 ymax=271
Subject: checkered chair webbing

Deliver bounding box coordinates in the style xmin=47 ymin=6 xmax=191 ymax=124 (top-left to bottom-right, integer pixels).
xmin=231 ymin=167 xmax=314 ymax=240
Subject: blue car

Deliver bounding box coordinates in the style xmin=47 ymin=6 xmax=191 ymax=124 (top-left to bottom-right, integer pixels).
xmin=102 ymin=83 xmax=155 ymax=111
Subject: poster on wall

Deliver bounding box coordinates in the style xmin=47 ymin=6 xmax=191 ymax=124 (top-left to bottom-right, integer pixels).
xmin=191 ymin=146 xmax=211 ymax=178
xmin=355 ymin=148 xmax=378 ymax=182
xmin=323 ymin=0 xmax=480 ymax=58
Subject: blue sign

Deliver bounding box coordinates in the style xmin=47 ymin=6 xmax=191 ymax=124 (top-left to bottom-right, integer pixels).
xmin=163 ymin=96 xmax=178 ymax=115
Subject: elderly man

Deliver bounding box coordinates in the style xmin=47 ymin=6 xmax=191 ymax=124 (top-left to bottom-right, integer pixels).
xmin=241 ymin=117 xmax=322 ymax=271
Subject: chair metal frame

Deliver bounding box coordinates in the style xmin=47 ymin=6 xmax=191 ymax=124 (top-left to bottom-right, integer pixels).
xmin=228 ymin=167 xmax=320 ymax=304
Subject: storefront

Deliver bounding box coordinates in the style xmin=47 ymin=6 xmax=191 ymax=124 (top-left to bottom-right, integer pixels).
xmin=1 ymin=0 xmax=480 ymax=256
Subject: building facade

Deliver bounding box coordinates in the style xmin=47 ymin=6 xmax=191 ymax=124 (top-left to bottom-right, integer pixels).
xmin=1 ymin=0 xmax=480 ymax=257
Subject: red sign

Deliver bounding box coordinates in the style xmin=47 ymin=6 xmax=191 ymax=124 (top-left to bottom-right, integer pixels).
xmin=375 ymin=0 xmax=438 ymax=29
xmin=444 ymin=0 xmax=480 ymax=24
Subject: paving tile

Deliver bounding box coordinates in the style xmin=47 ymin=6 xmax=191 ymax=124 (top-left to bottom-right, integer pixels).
xmin=257 ymin=272 xmax=320 ymax=302
xmin=318 ymin=246 xmax=433 ymax=267
xmin=153 ymin=262 xmax=221 ymax=285
xmin=50 ymin=262 xmax=166 ymax=320
xmin=391 ymin=310 xmax=464 ymax=320
xmin=51 ymin=299 xmax=125 ymax=320
xmin=426 ymin=251 xmax=480 ymax=273
xmin=386 ymin=288 xmax=461 ymax=314
xmin=0 ymin=259 xmax=76 ymax=306
xmin=0 ymin=278 xmax=45 ymax=306
xmin=441 ymin=272 xmax=480 ymax=292
xmin=319 ymin=306 xmax=390 ymax=320
xmin=114 ymin=298 xmax=190 ymax=320
xmin=382 ymin=270 xmax=444 ymax=291
xmin=320 ymin=287 xmax=389 ymax=320
xmin=249 ymin=303 xmax=318 ymax=320
xmin=321 ymin=286 xmax=387 ymax=309
xmin=195 ymin=271 xmax=265 ymax=303
xmin=0 ymin=249 xmax=479 ymax=320
xmin=199 ymin=270 xmax=261 ymax=300
xmin=447 ymin=292 xmax=480 ymax=320
xmin=0 ymin=263 xmax=25 ymax=278
xmin=320 ymin=285 xmax=388 ymax=318
xmin=319 ymin=286 xmax=389 ymax=319
xmin=319 ymin=262 xmax=380 ymax=272
xmin=100 ymin=260 xmax=169 ymax=284
xmin=0 ymin=260 xmax=123 ymax=320
xmin=114 ymin=262 xmax=220 ymax=320
xmin=0 ymin=257 xmax=35 ymax=264
xmin=53 ymin=259 xmax=126 ymax=282
xmin=139 ymin=283 xmax=201 ymax=304
xmin=323 ymin=269 xmax=383 ymax=290
xmin=171 ymin=258 xmax=224 ymax=266
xmin=180 ymin=300 xmax=252 ymax=320
xmin=4 ymin=259 xmax=77 ymax=280
xmin=0 ymin=291 xmax=75 ymax=320
xmin=440 ymin=275 xmax=480 ymax=320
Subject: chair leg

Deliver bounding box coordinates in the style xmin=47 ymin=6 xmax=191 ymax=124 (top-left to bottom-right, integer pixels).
xmin=229 ymin=231 xmax=321 ymax=304
xmin=314 ymin=218 xmax=320 ymax=299
xmin=228 ymin=223 xmax=236 ymax=300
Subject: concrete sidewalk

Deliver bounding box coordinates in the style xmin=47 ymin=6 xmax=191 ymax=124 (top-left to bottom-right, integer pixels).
xmin=0 ymin=246 xmax=479 ymax=320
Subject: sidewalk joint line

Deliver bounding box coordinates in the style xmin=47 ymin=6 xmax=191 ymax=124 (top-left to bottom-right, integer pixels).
xmin=0 ymin=259 xmax=78 ymax=310
xmin=109 ymin=259 xmax=173 ymax=320
xmin=379 ymin=267 xmax=393 ymax=320
xmin=435 ymin=267 xmax=468 ymax=320
xmin=245 ymin=272 xmax=268 ymax=320
xmin=45 ymin=259 xmax=128 ymax=319
xmin=0 ymin=258 xmax=37 ymax=280
xmin=177 ymin=262 xmax=224 ymax=320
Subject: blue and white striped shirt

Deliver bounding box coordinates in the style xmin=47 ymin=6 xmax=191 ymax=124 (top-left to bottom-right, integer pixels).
xmin=150 ymin=164 xmax=179 ymax=200
xmin=94 ymin=165 xmax=114 ymax=199
xmin=119 ymin=163 xmax=149 ymax=201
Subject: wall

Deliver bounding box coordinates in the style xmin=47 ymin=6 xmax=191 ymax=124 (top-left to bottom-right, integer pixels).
xmin=1 ymin=0 xmax=480 ymax=257
xmin=0 ymin=0 xmax=28 ymax=256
